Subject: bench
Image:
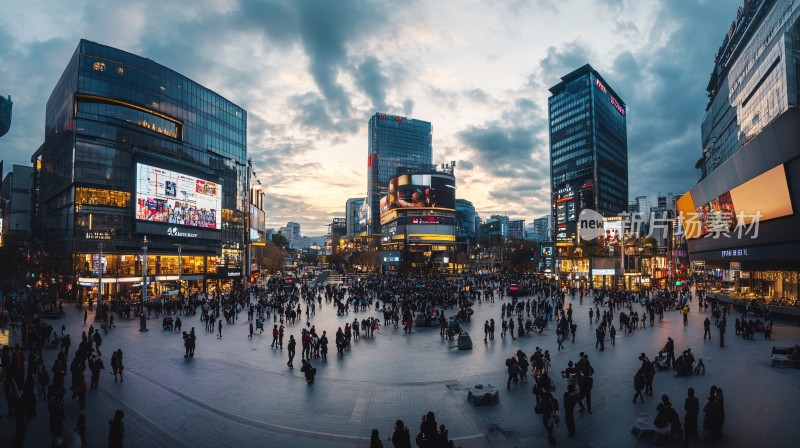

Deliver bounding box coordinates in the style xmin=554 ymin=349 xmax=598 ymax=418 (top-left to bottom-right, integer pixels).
xmin=770 ymin=345 xmax=799 ymax=368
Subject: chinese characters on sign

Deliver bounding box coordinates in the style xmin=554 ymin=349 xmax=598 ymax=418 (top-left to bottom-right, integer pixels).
xmin=680 ymin=210 xmax=761 ymax=239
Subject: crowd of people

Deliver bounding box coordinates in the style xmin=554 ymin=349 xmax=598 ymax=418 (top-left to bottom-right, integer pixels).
xmin=1 ymin=271 xmax=776 ymax=446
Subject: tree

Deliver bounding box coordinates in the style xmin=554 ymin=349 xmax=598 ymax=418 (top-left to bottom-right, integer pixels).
xmin=271 ymin=233 xmax=290 ymax=251
xmin=255 ymin=242 xmax=289 ymax=274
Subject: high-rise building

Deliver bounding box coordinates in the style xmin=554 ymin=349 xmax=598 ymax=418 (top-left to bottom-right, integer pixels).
xmin=548 ymin=64 xmax=628 ymax=244
xmin=345 ymin=197 xmax=365 ymax=238
xmin=508 ymin=219 xmax=526 ymax=241
xmin=281 ymin=222 xmax=301 ymax=249
xmin=455 ymin=199 xmax=479 ymax=245
xmin=367 ymin=113 xmax=432 ymax=236
xmin=531 ymin=215 xmax=552 ymax=242
xmin=32 ymin=40 xmax=247 ymax=295
xmin=680 ymin=1 xmax=800 ymax=303
xmin=0 ymin=95 xmax=11 ymax=137
xmin=1 ymin=164 xmax=33 ymax=235
xmin=697 ymin=0 xmax=800 ymax=180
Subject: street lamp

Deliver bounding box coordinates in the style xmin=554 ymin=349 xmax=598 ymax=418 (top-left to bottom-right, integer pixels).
xmin=177 ymin=243 xmax=182 ymax=295
xmin=140 ymin=236 xmax=149 ymax=332
xmin=97 ymin=242 xmax=103 ymax=312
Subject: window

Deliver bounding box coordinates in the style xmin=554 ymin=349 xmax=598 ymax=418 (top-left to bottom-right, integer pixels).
xmin=75 ymin=187 xmax=130 ymax=208
xmin=93 ymin=62 xmax=106 ymax=72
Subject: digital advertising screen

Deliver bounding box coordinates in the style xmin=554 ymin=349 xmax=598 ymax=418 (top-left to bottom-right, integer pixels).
xmin=604 ymin=220 xmax=622 ymax=246
xmin=135 ymin=163 xmax=221 ymax=229
xmin=380 ymin=174 xmax=456 ymax=220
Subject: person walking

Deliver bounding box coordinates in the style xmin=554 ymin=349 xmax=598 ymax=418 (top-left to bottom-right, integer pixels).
xmin=217 ymin=319 xmax=223 ymax=339
xmin=189 ymin=327 xmax=196 ymax=357
xmin=563 ymin=384 xmax=580 ymax=436
xmin=684 ymin=387 xmax=700 ymax=444
xmin=719 ymin=317 xmax=726 ymax=348
xmin=271 ymin=325 xmax=279 ymax=348
xmin=108 ymin=409 xmax=125 ymax=448
xmin=287 ymin=335 xmax=296 ymax=368
xmin=632 ymin=371 xmax=645 ymax=404
xmin=609 ymin=324 xmax=616 ymax=345
xmin=489 ymin=318 xmax=495 ymax=340
xmin=703 ymin=317 xmax=711 ymax=340
xmin=484 ymin=320 xmax=489 ymax=343
xmin=683 ymin=304 xmax=690 ymax=326
xmin=508 ymin=319 xmax=516 ymax=341
xmin=248 ymin=322 xmax=253 ymax=339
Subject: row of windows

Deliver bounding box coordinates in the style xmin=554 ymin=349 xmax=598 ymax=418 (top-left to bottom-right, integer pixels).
xmin=550 ymin=106 xmax=589 ymax=128
xmin=550 ymin=100 xmax=590 ymax=125
xmin=551 ymin=138 xmax=591 ymax=160
xmin=599 ymin=166 xmax=628 ymax=191
xmin=551 ymin=129 xmax=589 ymax=151
xmin=75 ymin=187 xmax=130 ymax=208
xmin=551 ymin=112 xmax=589 ymax=133
xmin=552 ymin=147 xmax=592 ymax=166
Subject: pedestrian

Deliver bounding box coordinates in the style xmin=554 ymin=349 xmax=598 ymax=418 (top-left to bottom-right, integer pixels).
xmin=684 ymin=387 xmax=700 ymax=444
xmin=704 ymin=317 xmax=711 ymax=340
xmin=84 ymin=309 xmax=88 ymax=325
xmin=489 ymin=318 xmax=495 ymax=340
xmin=506 ymin=357 xmax=520 ymax=390
xmin=287 ymin=335 xmax=296 ymax=368
xmin=683 ymin=304 xmax=690 ymax=325
xmin=217 ymin=319 xmax=223 ymax=339
xmin=74 ymin=413 xmax=86 ymax=447
xmin=249 ymin=322 xmax=253 ymax=339
xmin=539 ymin=388 xmax=558 ymax=446
xmin=108 ymin=409 xmax=125 ymax=448
xmin=563 ymin=383 xmax=580 ymax=436
xmin=589 ymin=308 xmax=594 ymax=324
xmin=719 ymin=317 xmax=726 ymax=348
xmin=508 ymin=318 xmax=516 ymax=340
xmin=484 ymin=320 xmax=489 ymax=343
xmin=369 ymin=428 xmax=384 ymax=448
xmin=271 ymin=325 xmax=279 ymax=348
xmin=391 ymin=419 xmax=411 ymax=448
xmin=320 ymin=331 xmax=329 ymax=360
xmin=556 ymin=329 xmax=564 ymax=351
xmin=610 ymin=324 xmax=616 ymax=345
xmin=633 ymin=371 xmax=645 ymax=404
xmin=189 ymin=327 xmax=196 ymax=357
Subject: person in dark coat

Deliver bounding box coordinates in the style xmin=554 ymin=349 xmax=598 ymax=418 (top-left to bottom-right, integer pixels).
xmin=563 ymin=384 xmax=580 ymax=436
xmin=684 ymin=387 xmax=700 ymax=443
xmin=108 ymin=409 xmax=125 ymax=448
xmin=391 ymin=419 xmax=411 ymax=448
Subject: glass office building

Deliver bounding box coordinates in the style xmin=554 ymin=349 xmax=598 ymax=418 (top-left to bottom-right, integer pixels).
xmin=0 ymin=94 xmax=12 ymax=137
xmin=31 ymin=40 xmax=247 ymax=300
xmin=682 ymin=0 xmax=800 ymax=307
xmin=548 ymin=64 xmax=628 ymax=244
xmin=367 ymin=113 xmax=432 ymax=236
xmin=697 ymin=0 xmax=800 ymax=179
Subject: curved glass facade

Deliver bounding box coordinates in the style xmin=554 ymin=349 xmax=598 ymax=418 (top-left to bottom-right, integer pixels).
xmin=0 ymin=95 xmax=11 ymax=137
xmin=33 ymin=40 xmax=247 ymax=295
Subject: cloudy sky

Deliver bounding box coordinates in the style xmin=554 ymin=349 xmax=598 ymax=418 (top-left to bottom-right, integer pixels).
xmin=0 ymin=0 xmax=742 ymax=235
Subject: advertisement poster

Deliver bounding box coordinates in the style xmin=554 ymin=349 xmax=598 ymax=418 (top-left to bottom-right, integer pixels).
xmin=135 ymin=163 xmax=221 ymax=229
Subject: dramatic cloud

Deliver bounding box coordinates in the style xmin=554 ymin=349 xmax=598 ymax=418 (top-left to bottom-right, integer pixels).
xmin=0 ymin=0 xmax=745 ymax=234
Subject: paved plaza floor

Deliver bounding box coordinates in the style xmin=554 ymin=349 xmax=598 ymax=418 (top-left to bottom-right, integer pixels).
xmin=2 ymin=287 xmax=799 ymax=447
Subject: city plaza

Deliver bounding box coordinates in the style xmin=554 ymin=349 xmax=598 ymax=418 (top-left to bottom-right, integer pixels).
xmin=1 ymin=282 xmax=798 ymax=447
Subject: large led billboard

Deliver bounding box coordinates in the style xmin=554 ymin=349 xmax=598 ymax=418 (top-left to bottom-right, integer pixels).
xmin=380 ymin=173 xmax=455 ymax=220
xmin=135 ymin=163 xmax=221 ymax=229
xmin=679 ymin=164 xmax=793 ymax=239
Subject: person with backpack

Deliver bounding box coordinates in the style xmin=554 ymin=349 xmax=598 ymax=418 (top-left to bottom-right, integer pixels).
xmin=539 ymin=388 xmax=559 ymax=446
xmin=517 ymin=350 xmax=529 ymax=384
xmin=506 ymin=356 xmax=520 ymax=390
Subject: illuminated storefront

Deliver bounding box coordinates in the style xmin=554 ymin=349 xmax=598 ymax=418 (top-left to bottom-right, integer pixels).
xmin=31 ymin=40 xmax=247 ymax=300
xmin=683 ymin=109 xmax=800 ymax=307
